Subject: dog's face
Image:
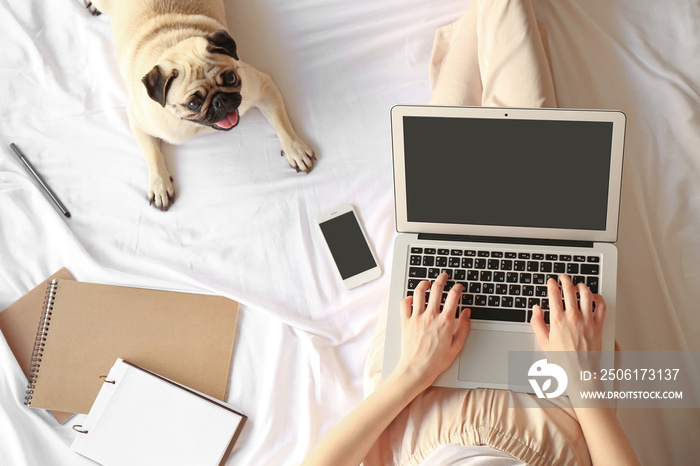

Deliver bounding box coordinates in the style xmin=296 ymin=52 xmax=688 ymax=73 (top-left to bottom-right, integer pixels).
xmin=142 ymin=30 xmax=242 ymax=131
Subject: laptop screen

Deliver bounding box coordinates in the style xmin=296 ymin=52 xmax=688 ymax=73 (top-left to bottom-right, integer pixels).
xmin=391 ymin=106 xmax=626 ymax=242
xmin=403 ymin=116 xmax=613 ymax=230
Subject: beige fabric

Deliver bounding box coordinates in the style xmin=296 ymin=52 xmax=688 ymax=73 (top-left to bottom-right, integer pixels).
xmin=429 ymin=0 xmax=556 ymax=108
xmin=363 ymin=299 xmax=591 ymax=466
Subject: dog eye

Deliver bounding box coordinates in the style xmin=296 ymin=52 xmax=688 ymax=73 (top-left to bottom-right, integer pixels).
xmin=187 ymin=96 xmax=203 ymax=111
xmin=222 ymin=71 xmax=238 ymax=86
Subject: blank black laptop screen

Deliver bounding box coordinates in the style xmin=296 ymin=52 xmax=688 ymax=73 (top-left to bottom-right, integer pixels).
xmin=402 ymin=116 xmax=614 ymax=231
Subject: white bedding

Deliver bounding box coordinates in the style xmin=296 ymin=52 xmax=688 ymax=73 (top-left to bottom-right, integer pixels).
xmin=0 ymin=0 xmax=698 ymax=464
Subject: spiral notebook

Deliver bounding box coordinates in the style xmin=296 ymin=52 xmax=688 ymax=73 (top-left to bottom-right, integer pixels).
xmin=25 ymin=279 xmax=239 ymax=415
xmin=71 ymin=358 xmax=246 ymax=466
xmin=0 ymin=268 xmax=76 ymax=423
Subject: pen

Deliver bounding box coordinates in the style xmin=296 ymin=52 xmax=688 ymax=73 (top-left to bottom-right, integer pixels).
xmin=10 ymin=143 xmax=71 ymax=218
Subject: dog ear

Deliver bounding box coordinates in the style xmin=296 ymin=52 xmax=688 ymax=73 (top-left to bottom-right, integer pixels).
xmin=206 ymin=30 xmax=239 ymax=60
xmin=141 ymin=66 xmax=179 ymax=107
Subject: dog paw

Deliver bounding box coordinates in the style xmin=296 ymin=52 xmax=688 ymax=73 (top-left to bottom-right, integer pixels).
xmin=281 ymin=139 xmax=316 ymax=174
xmin=84 ymin=0 xmax=101 ymax=16
xmin=148 ymin=174 xmax=175 ymax=211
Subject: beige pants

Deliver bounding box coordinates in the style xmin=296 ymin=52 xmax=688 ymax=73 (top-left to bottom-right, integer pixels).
xmin=363 ymin=2 xmax=591 ymax=465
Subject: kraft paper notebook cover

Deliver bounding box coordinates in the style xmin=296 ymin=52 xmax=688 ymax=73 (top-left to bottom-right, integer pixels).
xmin=0 ymin=267 xmax=75 ymax=423
xmin=71 ymin=358 xmax=247 ymax=466
xmin=24 ymin=279 xmax=239 ymax=415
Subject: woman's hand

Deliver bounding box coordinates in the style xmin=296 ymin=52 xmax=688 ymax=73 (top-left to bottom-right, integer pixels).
xmin=530 ymin=274 xmax=606 ymax=353
xmin=394 ymin=273 xmax=471 ymax=392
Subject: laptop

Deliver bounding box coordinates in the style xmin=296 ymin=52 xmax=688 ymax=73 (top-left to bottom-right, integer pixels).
xmin=382 ymin=105 xmax=626 ymax=391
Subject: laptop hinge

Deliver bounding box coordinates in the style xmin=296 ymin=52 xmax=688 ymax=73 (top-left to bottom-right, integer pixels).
xmin=417 ymin=233 xmax=594 ymax=249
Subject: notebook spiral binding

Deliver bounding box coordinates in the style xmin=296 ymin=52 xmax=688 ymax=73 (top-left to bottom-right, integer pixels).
xmin=25 ymin=279 xmax=59 ymax=406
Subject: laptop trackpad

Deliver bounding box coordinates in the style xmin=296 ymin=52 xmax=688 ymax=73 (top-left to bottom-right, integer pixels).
xmin=458 ymin=329 xmax=535 ymax=384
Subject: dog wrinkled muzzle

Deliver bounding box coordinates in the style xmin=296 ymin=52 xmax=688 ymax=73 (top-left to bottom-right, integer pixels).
xmin=208 ymin=92 xmax=242 ymax=130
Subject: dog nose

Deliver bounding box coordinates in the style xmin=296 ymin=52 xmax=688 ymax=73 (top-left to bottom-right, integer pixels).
xmin=211 ymin=92 xmax=241 ymax=112
xmin=212 ymin=93 xmax=228 ymax=109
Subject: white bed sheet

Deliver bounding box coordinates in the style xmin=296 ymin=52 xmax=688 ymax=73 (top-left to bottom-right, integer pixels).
xmin=0 ymin=0 xmax=697 ymax=464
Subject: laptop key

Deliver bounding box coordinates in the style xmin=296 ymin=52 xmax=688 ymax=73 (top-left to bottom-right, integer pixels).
xmin=580 ymin=264 xmax=600 ymax=275
xmin=586 ymin=277 xmax=599 ymax=293
xmin=410 ymin=255 xmax=422 ymax=265
xmin=409 ymin=267 xmax=427 ymax=278
xmin=527 ymin=310 xmax=550 ymax=324
xmin=475 ymin=295 xmax=488 ymax=306
xmin=407 ymin=279 xmax=422 ymax=290
xmin=470 ymin=307 xmax=526 ymax=322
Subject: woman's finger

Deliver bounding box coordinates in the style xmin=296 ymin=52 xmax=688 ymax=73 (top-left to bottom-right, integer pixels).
xmin=577 ymin=282 xmax=593 ymax=322
xmin=412 ymin=280 xmax=430 ymax=314
xmin=442 ymin=283 xmax=464 ymax=318
xmin=560 ymin=274 xmax=579 ymax=314
xmin=547 ymin=277 xmax=564 ymax=321
xmin=426 ymin=273 xmax=448 ymax=312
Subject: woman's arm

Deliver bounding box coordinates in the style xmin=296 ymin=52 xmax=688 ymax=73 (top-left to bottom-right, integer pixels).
xmin=301 ymin=273 xmax=470 ymax=466
xmin=530 ymin=275 xmax=640 ymax=466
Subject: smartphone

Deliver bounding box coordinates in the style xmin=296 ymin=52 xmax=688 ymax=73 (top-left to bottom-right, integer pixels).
xmin=316 ymin=204 xmax=382 ymax=289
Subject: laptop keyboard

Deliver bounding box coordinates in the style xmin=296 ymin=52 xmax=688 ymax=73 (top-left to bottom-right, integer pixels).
xmin=405 ymin=247 xmax=601 ymax=324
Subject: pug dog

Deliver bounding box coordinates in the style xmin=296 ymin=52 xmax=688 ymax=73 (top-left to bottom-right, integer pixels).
xmin=85 ymin=0 xmax=316 ymax=210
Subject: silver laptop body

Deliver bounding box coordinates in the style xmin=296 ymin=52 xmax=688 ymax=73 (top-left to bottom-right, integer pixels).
xmin=382 ymin=105 xmax=626 ymax=391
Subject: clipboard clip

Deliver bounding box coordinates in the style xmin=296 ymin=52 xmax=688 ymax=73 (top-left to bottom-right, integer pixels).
xmin=72 ymin=425 xmax=88 ymax=434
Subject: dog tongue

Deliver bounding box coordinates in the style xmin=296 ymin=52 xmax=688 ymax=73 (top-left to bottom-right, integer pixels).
xmin=215 ymin=110 xmax=239 ymax=129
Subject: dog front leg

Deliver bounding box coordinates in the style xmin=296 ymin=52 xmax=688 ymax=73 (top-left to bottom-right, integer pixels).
xmin=131 ymin=126 xmax=174 ymax=210
xmin=244 ymin=69 xmax=316 ymax=173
